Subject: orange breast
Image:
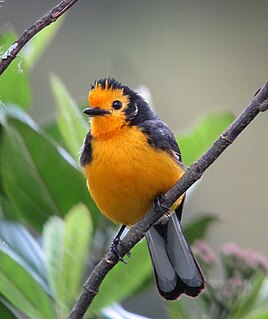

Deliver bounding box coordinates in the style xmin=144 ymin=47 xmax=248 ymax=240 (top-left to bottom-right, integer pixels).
xmin=83 ymin=126 xmax=184 ymax=225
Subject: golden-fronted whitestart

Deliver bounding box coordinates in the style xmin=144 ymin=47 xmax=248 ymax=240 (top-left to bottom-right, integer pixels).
xmin=80 ymin=78 xmax=205 ymax=300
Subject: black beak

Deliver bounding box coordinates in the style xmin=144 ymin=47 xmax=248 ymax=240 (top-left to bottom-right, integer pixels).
xmin=83 ymin=107 xmax=111 ymax=117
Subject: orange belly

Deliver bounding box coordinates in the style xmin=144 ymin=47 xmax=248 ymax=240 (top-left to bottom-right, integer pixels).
xmin=83 ymin=126 xmax=184 ymax=225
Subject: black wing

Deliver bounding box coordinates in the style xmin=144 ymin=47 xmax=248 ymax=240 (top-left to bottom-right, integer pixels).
xmin=137 ymin=118 xmax=183 ymax=165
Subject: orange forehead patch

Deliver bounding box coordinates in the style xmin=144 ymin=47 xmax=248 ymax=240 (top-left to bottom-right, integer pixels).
xmin=89 ymin=85 xmax=129 ymax=110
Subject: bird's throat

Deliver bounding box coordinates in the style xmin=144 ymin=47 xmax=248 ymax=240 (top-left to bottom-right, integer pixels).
xmin=91 ymin=116 xmax=126 ymax=139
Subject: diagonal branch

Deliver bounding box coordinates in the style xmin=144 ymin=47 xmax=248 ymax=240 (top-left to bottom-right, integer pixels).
xmin=67 ymin=81 xmax=268 ymax=319
xmin=0 ymin=0 xmax=79 ymax=76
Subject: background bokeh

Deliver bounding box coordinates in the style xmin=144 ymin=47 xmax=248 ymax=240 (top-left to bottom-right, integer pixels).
xmin=1 ymin=1 xmax=268 ymax=318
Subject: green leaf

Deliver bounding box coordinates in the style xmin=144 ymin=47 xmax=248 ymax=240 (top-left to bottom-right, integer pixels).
xmin=165 ymin=299 xmax=189 ymax=319
xmin=177 ymin=112 xmax=235 ymax=166
xmin=183 ymin=214 xmax=218 ymax=244
xmin=0 ymin=194 xmax=21 ymax=220
xmin=43 ymin=119 xmax=67 ymax=148
xmin=0 ymin=297 xmax=19 ymax=319
xmin=42 ymin=216 xmax=64 ymax=298
xmin=0 ymin=221 xmax=48 ymax=291
xmin=0 ymin=295 xmax=31 ymax=319
xmin=22 ymin=17 xmax=63 ymax=69
xmin=43 ymin=204 xmax=92 ymax=317
xmin=0 ymin=243 xmax=56 ymax=319
xmin=102 ymin=303 xmax=152 ymax=319
xmin=0 ymin=107 xmax=98 ymax=230
xmin=0 ymin=305 xmax=17 ymax=319
xmin=90 ymin=240 xmax=152 ymax=313
xmin=61 ymin=204 xmax=92 ymax=302
xmin=50 ymin=74 xmax=87 ymax=158
xmin=241 ymin=307 xmax=268 ymax=319
xmin=229 ymin=275 xmax=265 ymax=319
xmin=0 ymin=27 xmax=31 ymax=109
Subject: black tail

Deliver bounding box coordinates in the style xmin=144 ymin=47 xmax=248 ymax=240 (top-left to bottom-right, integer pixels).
xmin=146 ymin=206 xmax=205 ymax=300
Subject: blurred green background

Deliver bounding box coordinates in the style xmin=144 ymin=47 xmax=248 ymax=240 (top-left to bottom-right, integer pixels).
xmin=1 ymin=1 xmax=268 ymax=318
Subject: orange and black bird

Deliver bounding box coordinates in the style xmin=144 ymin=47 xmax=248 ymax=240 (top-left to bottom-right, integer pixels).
xmin=80 ymin=78 xmax=205 ymax=300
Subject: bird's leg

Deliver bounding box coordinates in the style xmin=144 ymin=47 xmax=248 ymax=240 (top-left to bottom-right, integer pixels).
xmin=154 ymin=193 xmax=170 ymax=217
xmin=111 ymin=224 xmax=126 ymax=247
xmin=110 ymin=225 xmax=131 ymax=263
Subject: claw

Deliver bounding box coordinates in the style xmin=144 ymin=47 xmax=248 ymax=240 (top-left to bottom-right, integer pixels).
xmin=154 ymin=193 xmax=169 ymax=214
xmin=110 ymin=225 xmax=131 ymax=263
xmin=165 ymin=212 xmax=171 ymax=218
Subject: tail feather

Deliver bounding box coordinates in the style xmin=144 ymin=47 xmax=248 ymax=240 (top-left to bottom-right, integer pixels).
xmin=146 ymin=213 xmax=205 ymax=300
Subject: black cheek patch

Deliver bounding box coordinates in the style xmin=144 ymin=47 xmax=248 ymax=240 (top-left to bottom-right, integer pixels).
xmin=80 ymin=132 xmax=93 ymax=166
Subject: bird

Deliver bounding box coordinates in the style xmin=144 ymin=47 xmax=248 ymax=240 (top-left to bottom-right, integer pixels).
xmin=80 ymin=78 xmax=205 ymax=300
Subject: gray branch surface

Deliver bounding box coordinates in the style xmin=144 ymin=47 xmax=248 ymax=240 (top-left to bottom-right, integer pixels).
xmin=68 ymin=81 xmax=268 ymax=319
xmin=0 ymin=0 xmax=79 ymax=76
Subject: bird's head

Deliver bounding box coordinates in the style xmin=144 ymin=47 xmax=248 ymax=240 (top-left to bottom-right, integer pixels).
xmin=83 ymin=78 xmax=153 ymax=138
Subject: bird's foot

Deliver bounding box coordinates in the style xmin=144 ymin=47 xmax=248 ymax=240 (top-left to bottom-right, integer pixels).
xmin=110 ymin=231 xmax=131 ymax=264
xmin=154 ymin=193 xmax=170 ymax=214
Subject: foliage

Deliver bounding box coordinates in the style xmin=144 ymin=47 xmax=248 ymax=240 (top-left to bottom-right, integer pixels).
xmin=177 ymin=112 xmax=235 ymax=166
xmin=1 ymin=21 xmax=265 ymax=319
xmin=0 ymin=28 xmax=31 ymax=109
xmin=165 ymin=241 xmax=268 ymax=319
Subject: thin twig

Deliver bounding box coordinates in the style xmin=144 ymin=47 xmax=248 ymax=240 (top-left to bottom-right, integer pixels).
xmin=0 ymin=0 xmax=79 ymax=76
xmin=68 ymin=81 xmax=268 ymax=319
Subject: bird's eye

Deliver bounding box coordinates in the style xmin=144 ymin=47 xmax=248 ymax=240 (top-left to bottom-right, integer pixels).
xmin=112 ymin=100 xmax=123 ymax=110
